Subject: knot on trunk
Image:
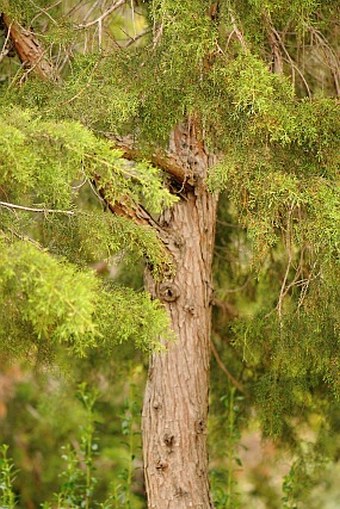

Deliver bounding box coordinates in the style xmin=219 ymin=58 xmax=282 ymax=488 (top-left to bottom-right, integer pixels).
xmin=174 ymin=486 xmax=189 ymax=498
xmin=156 ymin=458 xmax=168 ymax=471
xmin=195 ymin=418 xmax=206 ymax=434
xmin=184 ymin=303 xmax=196 ymax=315
xmin=163 ymin=433 xmax=175 ymax=450
xmin=158 ymin=282 xmax=180 ymax=302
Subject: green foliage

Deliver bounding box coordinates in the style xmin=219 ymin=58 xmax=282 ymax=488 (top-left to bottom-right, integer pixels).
xmin=282 ymin=442 xmax=329 ymax=508
xmin=0 ymin=239 xmax=171 ymax=359
xmin=0 ymin=381 xmax=145 ymax=508
xmin=205 ymin=52 xmax=339 ymax=438
xmin=95 ymin=285 xmax=172 ymax=352
xmin=75 ymin=212 xmax=173 ymax=278
xmin=0 ymin=239 xmax=99 ymax=357
xmin=0 ymin=106 xmax=176 ymax=213
xmin=0 ymin=445 xmax=17 ymax=509
xmin=210 ymin=388 xmax=242 ymax=509
xmin=51 ymin=385 xmax=98 ymax=508
xmin=108 ymin=382 xmax=142 ymax=508
xmin=0 ymin=102 xmax=175 ymax=361
xmin=0 ymin=0 xmax=339 ymax=507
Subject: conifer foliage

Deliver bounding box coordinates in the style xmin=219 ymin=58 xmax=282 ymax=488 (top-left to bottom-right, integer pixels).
xmin=0 ymin=1 xmax=339 ymax=507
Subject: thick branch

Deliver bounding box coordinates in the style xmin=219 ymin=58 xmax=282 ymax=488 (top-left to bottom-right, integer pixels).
xmin=1 ymin=14 xmax=59 ymax=82
xmin=268 ymin=30 xmax=283 ymax=74
xmin=91 ymin=176 xmax=172 ymax=248
xmin=263 ymin=13 xmax=283 ymax=74
xmin=109 ymin=135 xmax=194 ymax=190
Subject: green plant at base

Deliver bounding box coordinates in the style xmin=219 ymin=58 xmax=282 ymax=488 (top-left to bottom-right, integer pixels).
xmin=0 ymin=444 xmax=17 ymax=509
xmin=0 ymin=382 xmax=144 ymax=508
xmin=52 ymin=384 xmax=98 ymax=508
xmin=211 ymin=387 xmax=242 ymax=509
xmin=282 ymin=442 xmax=329 ymax=509
xmin=107 ymin=380 xmax=142 ymax=509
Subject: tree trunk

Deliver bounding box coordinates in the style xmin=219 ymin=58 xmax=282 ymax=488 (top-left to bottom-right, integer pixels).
xmin=142 ymin=123 xmax=217 ymax=508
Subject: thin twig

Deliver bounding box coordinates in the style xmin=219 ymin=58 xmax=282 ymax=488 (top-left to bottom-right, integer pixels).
xmin=98 ymin=18 xmax=103 ymax=49
xmin=28 ymin=0 xmax=58 ymax=25
xmin=77 ymin=0 xmax=126 ymax=29
xmin=5 ymin=226 xmax=43 ymax=249
xmin=223 ymin=277 xmax=253 ymax=294
xmin=225 ymin=28 xmax=236 ymax=50
xmin=31 ymin=0 xmax=62 ymax=24
xmin=65 ymin=0 xmax=88 ymax=18
xmin=277 ymin=205 xmax=294 ymax=322
xmin=87 ymin=178 xmax=105 ymax=205
xmin=0 ymin=19 xmax=13 ymax=64
xmin=0 ymin=201 xmax=74 ymax=216
xmin=308 ymin=27 xmax=340 ymax=96
xmin=131 ymin=0 xmax=136 ymax=38
xmin=125 ymin=28 xmax=151 ymax=48
xmin=297 ymin=261 xmax=319 ymax=311
xmin=228 ymin=9 xmax=248 ymax=52
xmin=211 ymin=339 xmax=245 ymax=393
xmin=282 ymin=57 xmax=311 ymax=97
xmin=80 ymin=0 xmax=102 ymax=24
xmin=271 ymin=25 xmax=311 ymax=97
xmin=279 ymin=245 xmax=305 ymax=300
xmin=153 ymin=21 xmax=164 ymax=48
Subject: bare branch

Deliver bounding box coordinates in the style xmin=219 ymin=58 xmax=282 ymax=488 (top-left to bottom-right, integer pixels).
xmin=308 ymin=26 xmax=340 ymax=96
xmin=0 ymin=18 xmax=12 ymax=64
xmin=77 ymin=0 xmax=126 ymax=29
xmin=283 ymin=57 xmax=312 ymax=97
xmin=265 ymin=19 xmax=284 ymax=73
xmin=297 ymin=260 xmax=319 ymax=311
xmin=211 ymin=339 xmax=245 ymax=393
xmin=130 ymin=0 xmax=137 ymax=38
xmin=28 ymin=0 xmax=58 ymax=25
xmin=270 ymin=25 xmax=312 ymax=97
xmin=4 ymin=226 xmax=43 ymax=249
xmin=31 ymin=0 xmax=62 ymax=25
xmin=152 ymin=21 xmax=164 ymax=49
xmin=262 ymin=12 xmax=285 ymax=74
xmin=125 ymin=28 xmax=151 ymax=48
xmin=277 ymin=205 xmax=294 ymax=322
xmin=108 ymin=135 xmax=194 ymax=190
xmin=228 ymin=9 xmax=248 ymax=53
xmin=78 ymin=0 xmax=101 ymax=23
xmin=0 ymin=200 xmax=75 ymax=216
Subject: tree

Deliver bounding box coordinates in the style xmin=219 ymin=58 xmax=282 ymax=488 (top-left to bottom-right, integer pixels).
xmin=0 ymin=1 xmax=339 ymax=507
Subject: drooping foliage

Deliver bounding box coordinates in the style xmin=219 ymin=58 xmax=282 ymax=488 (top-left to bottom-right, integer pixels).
xmin=0 ymin=104 xmax=175 ymax=359
xmin=0 ymin=0 xmax=339 ymax=506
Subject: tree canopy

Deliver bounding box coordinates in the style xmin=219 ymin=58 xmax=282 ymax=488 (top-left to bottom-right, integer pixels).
xmin=0 ymin=1 xmax=339 ymax=507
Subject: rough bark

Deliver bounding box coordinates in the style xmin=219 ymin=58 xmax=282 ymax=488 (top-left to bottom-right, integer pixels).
xmin=142 ymin=123 xmax=217 ymax=509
